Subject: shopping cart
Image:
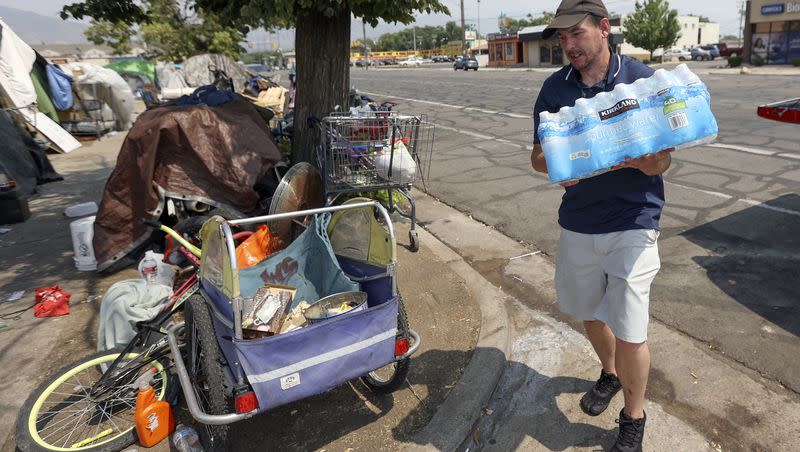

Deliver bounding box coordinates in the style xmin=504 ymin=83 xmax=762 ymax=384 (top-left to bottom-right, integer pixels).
xmin=314 ymin=112 xmax=434 ymax=251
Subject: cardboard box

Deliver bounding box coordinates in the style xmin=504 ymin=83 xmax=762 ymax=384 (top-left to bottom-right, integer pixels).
xmin=241 ymin=284 xmax=296 ymax=334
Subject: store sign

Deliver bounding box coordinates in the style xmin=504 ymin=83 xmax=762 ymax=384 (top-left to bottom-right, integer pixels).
xmin=787 ymin=1 xmax=800 ymax=13
xmin=761 ymin=3 xmax=785 ymax=14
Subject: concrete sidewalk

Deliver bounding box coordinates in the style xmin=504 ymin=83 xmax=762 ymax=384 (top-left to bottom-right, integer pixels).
xmin=407 ymin=192 xmax=800 ymax=451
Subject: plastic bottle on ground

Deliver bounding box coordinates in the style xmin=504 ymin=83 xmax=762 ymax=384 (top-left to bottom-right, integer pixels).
xmin=141 ymin=251 xmax=158 ymax=284
xmin=64 ymin=201 xmax=98 ymax=218
xmin=134 ymin=369 xmax=174 ymax=447
xmin=172 ymin=424 xmax=203 ymax=452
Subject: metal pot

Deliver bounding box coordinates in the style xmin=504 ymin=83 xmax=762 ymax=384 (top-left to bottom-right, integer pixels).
xmin=304 ymin=291 xmax=368 ymax=324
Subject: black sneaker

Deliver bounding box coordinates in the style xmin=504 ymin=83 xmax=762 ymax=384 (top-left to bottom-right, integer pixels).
xmin=580 ymin=369 xmax=622 ymax=416
xmin=610 ymin=409 xmax=646 ymax=452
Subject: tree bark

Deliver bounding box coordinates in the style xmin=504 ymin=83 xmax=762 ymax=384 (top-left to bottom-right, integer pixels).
xmin=293 ymin=7 xmax=351 ymax=165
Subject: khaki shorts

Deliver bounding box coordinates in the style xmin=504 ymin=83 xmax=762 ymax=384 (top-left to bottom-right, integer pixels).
xmin=555 ymin=228 xmax=661 ymax=343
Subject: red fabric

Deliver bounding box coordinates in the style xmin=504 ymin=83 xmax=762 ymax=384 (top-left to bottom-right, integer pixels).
xmin=33 ymin=286 xmax=71 ymax=318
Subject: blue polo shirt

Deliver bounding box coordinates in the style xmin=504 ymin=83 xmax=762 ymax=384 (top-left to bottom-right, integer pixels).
xmin=533 ymin=53 xmax=664 ymax=234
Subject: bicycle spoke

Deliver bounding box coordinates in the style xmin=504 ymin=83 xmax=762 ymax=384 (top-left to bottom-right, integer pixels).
xmin=51 ymin=400 xmax=91 ymax=448
xmin=38 ymin=399 xmax=94 ymax=436
xmin=71 ymin=372 xmax=92 ymax=395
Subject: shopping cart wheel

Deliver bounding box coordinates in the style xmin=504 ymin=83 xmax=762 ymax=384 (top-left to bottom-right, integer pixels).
xmin=362 ymin=296 xmax=412 ymax=393
xmin=408 ymin=230 xmax=420 ymax=252
xmin=186 ymin=293 xmax=232 ymax=451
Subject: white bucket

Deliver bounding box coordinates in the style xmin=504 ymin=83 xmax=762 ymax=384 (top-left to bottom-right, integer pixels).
xmin=70 ymin=216 xmax=97 ymax=271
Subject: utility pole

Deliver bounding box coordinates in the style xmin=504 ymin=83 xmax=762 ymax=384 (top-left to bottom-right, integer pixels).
xmin=460 ymin=0 xmax=466 ymax=55
xmin=362 ymin=20 xmax=369 ymax=70
xmin=477 ymin=0 xmax=481 ymax=43
xmin=737 ymin=1 xmax=745 ymax=46
xmin=413 ymin=26 xmax=417 ymax=55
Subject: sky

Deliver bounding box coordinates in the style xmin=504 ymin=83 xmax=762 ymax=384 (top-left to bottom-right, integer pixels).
xmin=4 ymin=0 xmax=745 ymax=50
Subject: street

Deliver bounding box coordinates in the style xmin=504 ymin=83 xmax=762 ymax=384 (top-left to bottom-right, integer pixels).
xmin=348 ymin=61 xmax=800 ymax=397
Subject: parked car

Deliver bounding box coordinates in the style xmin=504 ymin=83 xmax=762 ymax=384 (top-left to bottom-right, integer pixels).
xmin=690 ymin=47 xmax=713 ymax=61
xmin=662 ymin=48 xmax=691 ymax=61
xmin=454 ymin=56 xmax=479 ymax=70
xmin=245 ymin=64 xmax=272 ymax=74
xmin=398 ymin=57 xmax=422 ymax=67
xmin=700 ymin=45 xmax=720 ymax=59
xmin=716 ymin=43 xmax=744 ymax=57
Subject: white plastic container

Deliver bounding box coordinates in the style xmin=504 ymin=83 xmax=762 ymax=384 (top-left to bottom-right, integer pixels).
xmin=70 ymin=216 xmax=97 ymax=271
xmin=64 ymin=201 xmax=98 ymax=218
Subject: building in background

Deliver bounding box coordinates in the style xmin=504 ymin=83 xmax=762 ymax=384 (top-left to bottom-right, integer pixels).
xmin=617 ymin=15 xmax=720 ymax=60
xmin=487 ymin=32 xmax=522 ymax=67
xmin=744 ymin=0 xmax=800 ymax=64
xmin=32 ymin=44 xmax=119 ymax=65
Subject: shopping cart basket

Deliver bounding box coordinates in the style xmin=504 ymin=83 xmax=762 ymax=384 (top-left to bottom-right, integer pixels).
xmin=314 ymin=112 xmax=434 ymax=251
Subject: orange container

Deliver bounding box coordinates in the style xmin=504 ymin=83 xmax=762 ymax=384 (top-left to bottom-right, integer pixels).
xmin=134 ymin=371 xmax=175 ymax=447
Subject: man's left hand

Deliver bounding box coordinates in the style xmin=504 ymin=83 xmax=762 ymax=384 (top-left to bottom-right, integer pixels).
xmin=611 ymin=148 xmax=675 ymax=176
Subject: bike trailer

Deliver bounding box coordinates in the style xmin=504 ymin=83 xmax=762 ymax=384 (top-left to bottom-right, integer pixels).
xmin=167 ymin=200 xmax=418 ymax=424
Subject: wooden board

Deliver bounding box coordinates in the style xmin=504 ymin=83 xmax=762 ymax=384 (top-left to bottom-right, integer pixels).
xmin=17 ymin=107 xmax=82 ymax=153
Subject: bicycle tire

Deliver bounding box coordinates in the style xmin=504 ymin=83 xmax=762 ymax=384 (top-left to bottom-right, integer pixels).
xmin=185 ymin=292 xmax=232 ymax=451
xmin=15 ymin=350 xmax=170 ymax=452
xmin=361 ymin=295 xmax=412 ymax=393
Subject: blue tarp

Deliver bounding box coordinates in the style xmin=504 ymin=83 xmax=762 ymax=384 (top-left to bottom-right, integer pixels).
xmin=45 ymin=65 xmax=73 ymax=111
xmin=174 ymin=84 xmax=236 ymax=107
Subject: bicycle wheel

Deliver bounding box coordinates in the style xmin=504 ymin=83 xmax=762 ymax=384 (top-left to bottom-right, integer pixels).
xmin=361 ymin=296 xmax=412 ymax=393
xmin=185 ymin=292 xmax=232 ymax=451
xmin=15 ymin=350 xmax=170 ymax=452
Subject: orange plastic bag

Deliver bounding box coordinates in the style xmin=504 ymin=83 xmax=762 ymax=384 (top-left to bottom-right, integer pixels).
xmin=236 ymin=225 xmax=281 ymax=268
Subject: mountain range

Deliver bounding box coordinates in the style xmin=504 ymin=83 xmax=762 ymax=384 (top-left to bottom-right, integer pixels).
xmin=0 ymin=6 xmax=89 ymax=45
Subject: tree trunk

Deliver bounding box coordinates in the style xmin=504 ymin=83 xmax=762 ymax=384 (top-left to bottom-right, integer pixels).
xmin=293 ymin=7 xmax=351 ymax=165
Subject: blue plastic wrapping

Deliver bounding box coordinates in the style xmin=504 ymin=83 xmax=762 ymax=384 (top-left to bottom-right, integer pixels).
xmin=538 ymin=64 xmax=718 ymax=184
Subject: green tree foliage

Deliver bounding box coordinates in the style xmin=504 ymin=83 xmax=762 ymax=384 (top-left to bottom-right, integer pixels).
xmin=506 ymin=12 xmax=555 ymax=33
xmin=82 ymin=0 xmax=244 ymax=60
xmin=623 ymin=0 xmax=681 ymax=61
xmin=374 ymin=22 xmax=460 ymax=51
xmin=85 ymin=19 xmax=133 ymax=55
xmin=63 ymin=0 xmax=449 ymax=164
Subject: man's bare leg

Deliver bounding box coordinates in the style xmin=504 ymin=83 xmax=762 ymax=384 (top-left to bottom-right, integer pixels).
xmin=584 ymin=320 xmax=616 ymax=373
xmin=615 ymin=339 xmax=650 ymax=419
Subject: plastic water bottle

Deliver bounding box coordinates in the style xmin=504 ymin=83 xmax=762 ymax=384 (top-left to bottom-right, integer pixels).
xmin=172 ymin=424 xmax=203 ymax=452
xmin=63 ymin=201 xmax=98 ymax=218
xmin=141 ymin=252 xmax=158 ymax=285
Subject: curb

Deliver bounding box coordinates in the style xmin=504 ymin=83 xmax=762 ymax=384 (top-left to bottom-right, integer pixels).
xmin=404 ymin=201 xmax=512 ymax=451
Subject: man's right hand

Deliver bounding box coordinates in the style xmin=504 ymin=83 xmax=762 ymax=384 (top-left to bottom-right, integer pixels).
xmin=532 ymin=144 xmax=579 ymax=187
xmin=531 ymin=144 xmax=548 ymax=174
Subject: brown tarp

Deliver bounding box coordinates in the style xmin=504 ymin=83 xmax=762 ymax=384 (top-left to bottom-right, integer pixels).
xmin=93 ymin=99 xmax=282 ymax=271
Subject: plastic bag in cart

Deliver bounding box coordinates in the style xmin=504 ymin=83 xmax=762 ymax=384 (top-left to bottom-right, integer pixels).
xmin=374 ymin=140 xmax=417 ymax=183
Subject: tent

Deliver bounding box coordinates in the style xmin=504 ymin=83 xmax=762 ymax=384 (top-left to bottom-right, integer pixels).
xmin=92 ymin=99 xmax=282 ymax=272
xmin=105 ymin=59 xmax=157 ymax=85
xmin=0 ymin=18 xmax=80 ymax=153
xmin=63 ymin=62 xmax=135 ymax=131
xmin=0 ymin=110 xmax=62 ymax=195
xmin=181 ymin=53 xmax=250 ymax=92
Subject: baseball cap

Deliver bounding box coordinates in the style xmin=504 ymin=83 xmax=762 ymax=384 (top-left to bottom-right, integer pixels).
xmin=542 ymin=0 xmax=610 ymax=39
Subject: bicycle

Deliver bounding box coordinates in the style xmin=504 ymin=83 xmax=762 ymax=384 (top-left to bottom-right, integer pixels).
xmin=15 ymin=221 xmax=201 ymax=452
